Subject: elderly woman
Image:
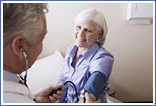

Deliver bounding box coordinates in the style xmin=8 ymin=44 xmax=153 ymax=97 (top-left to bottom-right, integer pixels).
xmin=57 ymin=8 xmax=114 ymax=103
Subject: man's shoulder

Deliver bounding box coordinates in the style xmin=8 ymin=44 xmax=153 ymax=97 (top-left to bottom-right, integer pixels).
xmin=3 ymin=80 xmax=29 ymax=94
xmin=3 ymin=81 xmax=35 ymax=103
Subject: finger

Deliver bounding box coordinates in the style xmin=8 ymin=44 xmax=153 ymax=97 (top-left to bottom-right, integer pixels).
xmin=56 ymin=83 xmax=65 ymax=91
xmin=85 ymin=92 xmax=89 ymax=99
xmin=84 ymin=92 xmax=91 ymax=103
xmin=78 ymin=98 xmax=84 ymax=103
xmin=58 ymin=83 xmax=64 ymax=89
xmin=49 ymin=83 xmax=62 ymax=90
xmin=57 ymin=90 xmax=64 ymax=95
xmin=49 ymin=96 xmax=57 ymax=103
xmin=95 ymin=98 xmax=102 ymax=103
xmin=61 ymin=84 xmax=65 ymax=90
xmin=53 ymin=94 xmax=62 ymax=100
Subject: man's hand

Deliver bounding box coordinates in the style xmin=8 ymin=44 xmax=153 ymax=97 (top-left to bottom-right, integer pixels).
xmin=32 ymin=83 xmax=65 ymax=103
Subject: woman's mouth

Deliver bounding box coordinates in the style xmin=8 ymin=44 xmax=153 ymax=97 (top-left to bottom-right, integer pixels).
xmin=78 ymin=38 xmax=86 ymax=42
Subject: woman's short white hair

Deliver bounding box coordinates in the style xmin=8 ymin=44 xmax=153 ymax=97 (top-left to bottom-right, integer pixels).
xmin=74 ymin=8 xmax=108 ymax=46
xmin=3 ymin=3 xmax=48 ymax=47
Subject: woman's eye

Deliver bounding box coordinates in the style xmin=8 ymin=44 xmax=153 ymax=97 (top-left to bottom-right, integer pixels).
xmin=76 ymin=26 xmax=81 ymax=30
xmin=85 ymin=29 xmax=92 ymax=33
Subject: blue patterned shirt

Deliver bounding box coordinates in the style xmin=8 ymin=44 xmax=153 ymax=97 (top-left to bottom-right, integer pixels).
xmin=57 ymin=42 xmax=114 ymax=103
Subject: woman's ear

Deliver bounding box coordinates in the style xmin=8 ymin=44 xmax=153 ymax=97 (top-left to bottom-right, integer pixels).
xmin=96 ymin=34 xmax=100 ymax=41
xmin=11 ymin=36 xmax=25 ymax=59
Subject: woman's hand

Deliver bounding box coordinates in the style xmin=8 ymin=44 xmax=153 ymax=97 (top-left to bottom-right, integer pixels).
xmin=85 ymin=92 xmax=101 ymax=103
xmin=79 ymin=92 xmax=101 ymax=103
xmin=32 ymin=83 xmax=65 ymax=103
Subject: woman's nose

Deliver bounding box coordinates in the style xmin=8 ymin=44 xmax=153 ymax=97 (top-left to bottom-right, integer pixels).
xmin=78 ymin=29 xmax=85 ymax=37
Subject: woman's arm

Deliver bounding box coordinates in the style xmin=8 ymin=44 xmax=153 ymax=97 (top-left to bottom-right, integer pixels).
xmin=82 ymin=71 xmax=107 ymax=100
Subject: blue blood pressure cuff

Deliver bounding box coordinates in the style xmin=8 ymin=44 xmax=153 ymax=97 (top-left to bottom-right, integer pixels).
xmin=83 ymin=71 xmax=107 ymax=99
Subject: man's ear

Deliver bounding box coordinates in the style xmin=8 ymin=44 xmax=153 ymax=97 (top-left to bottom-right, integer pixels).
xmin=11 ymin=36 xmax=25 ymax=59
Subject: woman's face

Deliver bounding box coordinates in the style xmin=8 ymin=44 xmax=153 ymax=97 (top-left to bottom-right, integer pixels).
xmin=74 ymin=21 xmax=99 ymax=50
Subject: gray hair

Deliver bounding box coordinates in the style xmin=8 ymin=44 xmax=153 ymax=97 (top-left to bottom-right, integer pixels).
xmin=74 ymin=8 xmax=108 ymax=46
xmin=3 ymin=3 xmax=48 ymax=47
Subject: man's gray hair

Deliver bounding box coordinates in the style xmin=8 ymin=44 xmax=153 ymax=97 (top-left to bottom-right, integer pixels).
xmin=74 ymin=8 xmax=108 ymax=46
xmin=3 ymin=3 xmax=48 ymax=47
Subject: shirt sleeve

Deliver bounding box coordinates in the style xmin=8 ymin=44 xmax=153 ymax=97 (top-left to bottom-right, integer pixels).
xmin=84 ymin=52 xmax=114 ymax=100
xmin=56 ymin=58 xmax=68 ymax=103
xmin=89 ymin=54 xmax=114 ymax=78
xmin=57 ymin=63 xmax=66 ymax=84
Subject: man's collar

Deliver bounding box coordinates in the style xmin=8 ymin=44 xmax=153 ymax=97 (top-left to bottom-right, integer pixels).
xmin=3 ymin=70 xmax=20 ymax=83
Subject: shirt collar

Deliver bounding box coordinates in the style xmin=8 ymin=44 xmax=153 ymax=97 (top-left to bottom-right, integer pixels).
xmin=3 ymin=70 xmax=20 ymax=83
xmin=69 ymin=45 xmax=78 ymax=58
xmin=82 ymin=42 xmax=99 ymax=62
xmin=68 ymin=42 xmax=99 ymax=62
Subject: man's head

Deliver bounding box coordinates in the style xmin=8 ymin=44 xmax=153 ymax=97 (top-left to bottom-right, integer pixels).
xmin=3 ymin=3 xmax=48 ymax=47
xmin=3 ymin=3 xmax=48 ymax=74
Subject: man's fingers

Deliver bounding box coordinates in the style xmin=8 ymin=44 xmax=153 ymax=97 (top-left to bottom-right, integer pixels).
xmin=49 ymin=96 xmax=57 ymax=103
xmin=53 ymin=94 xmax=62 ymax=100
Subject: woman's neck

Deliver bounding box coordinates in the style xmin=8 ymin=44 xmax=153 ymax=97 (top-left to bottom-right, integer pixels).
xmin=77 ymin=47 xmax=88 ymax=55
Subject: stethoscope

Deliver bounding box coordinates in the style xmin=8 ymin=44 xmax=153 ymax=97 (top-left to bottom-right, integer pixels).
xmin=19 ymin=46 xmax=28 ymax=87
xmin=19 ymin=47 xmax=37 ymax=101
xmin=18 ymin=46 xmax=86 ymax=103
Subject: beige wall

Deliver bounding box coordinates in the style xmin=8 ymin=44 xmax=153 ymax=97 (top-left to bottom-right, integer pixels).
xmin=39 ymin=3 xmax=153 ymax=102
